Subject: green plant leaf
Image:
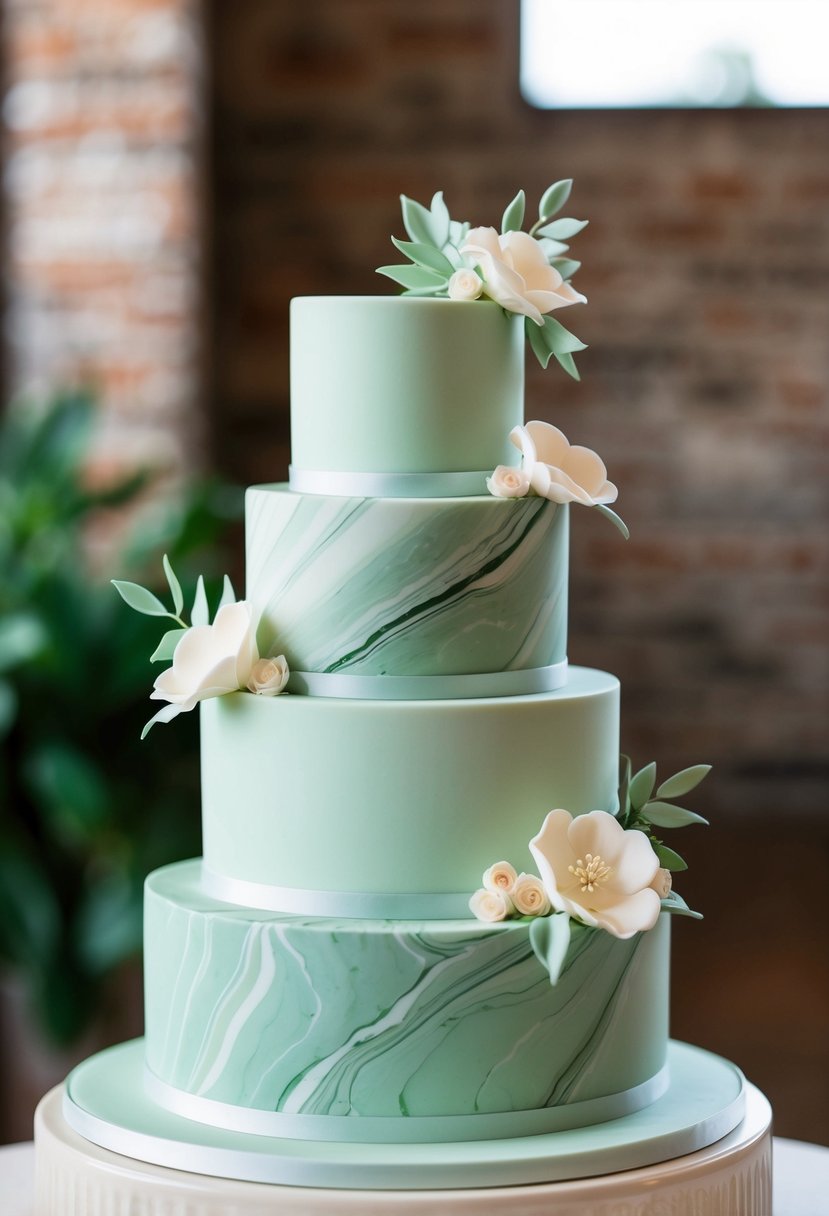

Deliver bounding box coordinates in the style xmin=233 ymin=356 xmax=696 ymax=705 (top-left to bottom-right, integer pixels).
xmin=162 ymin=554 xmax=184 ymax=617
xmin=390 ymin=237 xmax=455 ymax=276
xmin=26 ymin=743 xmax=109 ymax=845
xmin=555 ymin=351 xmax=581 ymax=380
xmin=660 ymin=890 xmax=703 ymax=919
xmin=656 ymin=764 xmax=712 ymax=800
xmin=150 ymin=628 xmax=188 ymax=663
xmin=111 ymin=580 xmax=169 ymax=618
xmin=629 ymin=761 xmax=657 ymax=811
xmin=529 ymin=913 xmax=572 ymax=985
xmin=538 ymin=315 xmax=588 ymax=355
xmin=654 ymin=843 xmax=688 ymax=872
xmin=0 ymin=678 xmax=17 ymax=737
xmin=76 ymin=872 xmax=143 ymax=973
xmin=539 ymin=179 xmax=573 ymax=220
xmin=537 ymin=217 xmax=589 ymax=240
xmin=190 ymin=575 xmax=209 ymax=627
xmin=594 ymin=504 xmax=630 ymax=539
xmin=641 ymin=801 xmax=709 ymax=829
xmin=376 ymin=264 xmax=449 ymax=291
xmin=0 ymin=613 xmax=48 ymax=673
xmin=501 ymin=189 xmax=526 ymax=234
xmin=551 ymin=257 xmax=581 ymax=280
xmin=217 ymin=574 xmax=236 ymax=612
xmin=141 ymin=702 xmax=183 ymax=739
xmin=400 ymin=195 xmax=440 ymax=246
xmin=430 ymin=191 xmax=451 ymax=248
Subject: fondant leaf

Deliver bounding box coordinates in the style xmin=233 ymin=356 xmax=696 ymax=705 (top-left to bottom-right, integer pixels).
xmin=501 ymin=189 xmax=526 ymax=234
xmin=593 ymin=505 xmax=629 ymax=539
xmin=661 ymin=891 xmax=703 ymax=919
xmin=555 ymin=351 xmax=581 ymax=380
xmin=190 ymin=575 xmax=209 ymax=628
xmin=551 ymin=257 xmax=581 ymax=280
xmin=641 ymin=801 xmax=709 ymax=829
xmin=429 ymin=191 xmax=451 ymax=248
xmin=162 ymin=553 xmax=183 ymax=617
xmin=539 ymin=179 xmax=573 ymax=220
xmin=529 ymin=913 xmax=572 ymax=986
xmin=629 ymin=761 xmax=657 ymax=812
xmin=656 ymin=764 xmax=712 ymax=800
xmin=150 ymin=628 xmax=188 ymax=664
xmin=539 ymin=315 xmax=588 ymax=354
xmin=111 ymin=580 xmax=168 ymax=618
xmin=537 ymin=217 xmax=589 ymax=240
xmin=390 ymin=237 xmax=455 ymax=276
xmin=400 ymin=195 xmax=436 ymax=246
xmin=654 ymin=843 xmax=688 ymax=872
xmin=527 ymin=317 xmax=554 ymax=368
xmin=376 ymin=264 xmax=448 ymax=291
xmin=217 ymin=574 xmax=236 ymax=612
xmin=141 ymin=702 xmax=182 ymax=740
xmin=618 ymin=753 xmax=633 ymax=819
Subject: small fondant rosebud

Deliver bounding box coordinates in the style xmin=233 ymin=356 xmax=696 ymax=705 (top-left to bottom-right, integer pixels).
xmin=247 ymin=655 xmax=290 ymax=696
xmin=486 ymin=466 xmax=531 ymax=499
xmin=511 ymin=872 xmax=552 ymax=916
xmin=483 ymin=860 xmax=518 ymax=894
xmin=469 ymin=887 xmax=513 ymax=923
xmin=651 ymin=868 xmax=673 ymax=899
xmin=448 ymin=268 xmax=483 ymax=301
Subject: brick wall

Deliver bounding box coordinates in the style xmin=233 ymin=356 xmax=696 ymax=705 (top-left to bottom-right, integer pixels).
xmin=209 ymin=0 xmax=829 ymax=821
xmin=1 ymin=0 xmax=204 ymax=478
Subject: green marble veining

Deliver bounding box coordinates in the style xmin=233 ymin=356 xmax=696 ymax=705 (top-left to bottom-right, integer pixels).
xmin=200 ymin=667 xmax=620 ymax=896
xmin=144 ymin=863 xmax=669 ymax=1120
xmin=290 ymin=297 xmax=524 ymax=476
xmin=246 ymin=488 xmax=568 ymax=678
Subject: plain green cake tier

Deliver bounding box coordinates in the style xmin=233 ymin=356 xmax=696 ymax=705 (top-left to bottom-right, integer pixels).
xmin=144 ymin=861 xmax=669 ymax=1130
xmin=200 ymin=667 xmax=619 ymax=911
xmin=290 ymin=297 xmax=524 ymax=477
xmin=246 ymin=486 xmax=567 ymax=681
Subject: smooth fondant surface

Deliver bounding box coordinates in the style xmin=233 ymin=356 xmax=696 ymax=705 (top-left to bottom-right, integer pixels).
xmin=200 ymin=667 xmax=620 ymax=897
xmin=144 ymin=862 xmax=668 ymax=1125
xmin=246 ymin=487 xmax=568 ymax=678
xmin=290 ymin=297 xmax=524 ymax=476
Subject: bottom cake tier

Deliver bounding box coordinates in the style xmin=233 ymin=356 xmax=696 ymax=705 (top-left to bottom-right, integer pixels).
xmin=36 ymin=1039 xmax=770 ymax=1212
xmin=144 ymin=860 xmax=669 ymax=1133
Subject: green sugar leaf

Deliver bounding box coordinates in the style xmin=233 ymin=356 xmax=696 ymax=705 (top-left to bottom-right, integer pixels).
xmin=594 ymin=504 xmax=630 ymax=539
xmin=656 ymin=764 xmax=712 ymax=800
xmin=539 ymin=179 xmax=573 ymax=220
xmin=618 ymin=753 xmax=633 ymax=819
xmin=529 ymin=913 xmax=572 ymax=986
xmin=390 ymin=237 xmax=455 ymax=276
xmin=429 ymin=191 xmax=451 ymax=248
xmin=376 ymin=264 xmax=449 ymax=291
xmin=661 ymin=890 xmax=703 ymax=919
xmin=655 ymin=843 xmax=689 ymax=872
xmin=527 ymin=317 xmax=554 ymax=368
xmin=539 ymin=315 xmax=588 ymax=355
xmin=537 ymin=217 xmax=589 ymax=241
xmin=501 ymin=189 xmax=526 ymax=234
xmin=629 ymin=761 xmax=657 ymax=811
xmin=642 ymin=801 xmax=709 ymax=829
xmin=217 ymin=574 xmax=236 ymax=612
xmin=111 ymin=580 xmax=168 ymax=618
xmin=551 ymin=257 xmax=582 ymax=280
xmin=141 ymin=703 xmax=183 ymax=740
xmin=150 ymin=628 xmax=188 ymax=664
xmin=400 ymin=195 xmax=442 ymax=247
xmin=162 ymin=554 xmax=184 ymax=617
xmin=190 ymin=575 xmax=209 ymax=627
xmin=555 ymin=351 xmax=581 ymax=380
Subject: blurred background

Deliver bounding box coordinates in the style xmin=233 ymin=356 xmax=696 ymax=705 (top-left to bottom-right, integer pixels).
xmin=0 ymin=0 xmax=827 ymax=1147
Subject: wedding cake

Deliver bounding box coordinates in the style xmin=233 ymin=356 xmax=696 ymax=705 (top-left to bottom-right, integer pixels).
xmin=34 ymin=184 xmax=772 ymax=1215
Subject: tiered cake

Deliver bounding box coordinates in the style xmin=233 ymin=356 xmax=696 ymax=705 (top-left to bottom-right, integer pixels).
xmin=34 ymin=188 xmax=772 ymax=1215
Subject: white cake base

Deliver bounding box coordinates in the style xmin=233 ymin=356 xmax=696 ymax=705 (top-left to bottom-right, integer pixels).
xmin=35 ymin=1075 xmax=772 ymax=1215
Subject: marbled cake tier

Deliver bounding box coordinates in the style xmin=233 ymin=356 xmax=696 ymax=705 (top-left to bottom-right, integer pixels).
xmin=247 ymin=487 xmax=567 ymax=681
xmin=200 ymin=667 xmax=619 ymax=911
xmin=144 ymin=861 xmax=669 ymax=1129
xmin=290 ymin=298 xmax=523 ymax=477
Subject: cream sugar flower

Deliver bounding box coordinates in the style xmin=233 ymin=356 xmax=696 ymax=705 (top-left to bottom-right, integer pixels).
xmin=248 ymin=655 xmax=290 ymax=696
xmin=510 ymin=421 xmax=618 ymax=507
xmin=152 ymin=600 xmax=259 ymax=713
xmin=447 ymin=268 xmax=484 ymax=301
xmin=460 ymin=227 xmax=586 ymax=327
xmin=530 ymin=809 xmax=661 ymax=940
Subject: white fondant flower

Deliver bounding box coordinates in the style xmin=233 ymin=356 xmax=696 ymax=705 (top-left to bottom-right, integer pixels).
xmin=651 ymin=868 xmax=673 ymax=899
xmin=248 ymin=655 xmax=290 ymax=696
xmin=483 ymin=860 xmax=518 ymax=894
xmin=448 ymin=268 xmax=484 ymax=301
xmin=460 ymin=227 xmax=586 ymax=326
xmin=151 ymin=601 xmax=258 ymax=713
xmin=529 ymin=809 xmax=661 ymax=940
xmin=510 ymin=422 xmax=618 ymax=507
xmin=469 ymin=887 xmax=514 ymax=922
xmin=486 ymin=465 xmax=532 ymax=499
xmin=511 ymin=873 xmax=552 ymax=917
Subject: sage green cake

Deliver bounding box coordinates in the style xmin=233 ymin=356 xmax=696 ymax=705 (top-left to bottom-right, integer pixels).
xmin=37 ymin=186 xmax=761 ymax=1213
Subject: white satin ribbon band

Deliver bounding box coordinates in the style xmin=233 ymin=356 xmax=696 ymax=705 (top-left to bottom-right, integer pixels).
xmin=201 ymin=867 xmax=472 ymax=920
xmin=289 ymin=660 xmax=568 ymax=702
xmin=289 ymin=466 xmax=491 ymax=499
xmin=143 ymin=1065 xmax=671 ymax=1145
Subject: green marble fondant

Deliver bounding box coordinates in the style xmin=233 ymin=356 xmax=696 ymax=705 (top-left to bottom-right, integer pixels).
xmin=246 ymin=488 xmax=567 ymax=678
xmin=290 ymin=298 xmax=524 ymax=477
xmin=144 ymin=862 xmax=668 ymax=1120
xmin=200 ymin=667 xmax=619 ymax=896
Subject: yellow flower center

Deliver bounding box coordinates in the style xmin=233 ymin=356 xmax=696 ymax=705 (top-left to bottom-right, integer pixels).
xmin=568 ymin=853 xmax=613 ymax=894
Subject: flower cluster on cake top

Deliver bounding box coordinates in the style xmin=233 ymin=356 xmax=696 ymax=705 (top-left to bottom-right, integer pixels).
xmin=112 ymin=558 xmax=288 ymax=737
xmin=470 ymin=758 xmax=709 ymax=976
xmin=377 ymin=182 xmax=588 ymax=378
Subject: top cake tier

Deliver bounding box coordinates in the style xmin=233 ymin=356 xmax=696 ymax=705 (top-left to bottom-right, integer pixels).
xmin=290 ymin=297 xmax=524 ymax=481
